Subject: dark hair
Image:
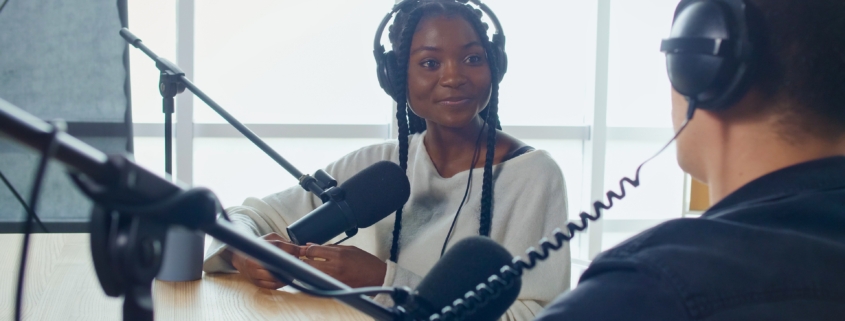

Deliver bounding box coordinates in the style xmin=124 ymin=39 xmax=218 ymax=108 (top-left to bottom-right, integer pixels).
xmin=386 ymin=0 xmax=502 ymax=262
xmin=747 ymin=0 xmax=845 ymax=139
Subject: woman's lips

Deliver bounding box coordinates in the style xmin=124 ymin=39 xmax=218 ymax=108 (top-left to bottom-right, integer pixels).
xmin=437 ymin=98 xmax=472 ymax=106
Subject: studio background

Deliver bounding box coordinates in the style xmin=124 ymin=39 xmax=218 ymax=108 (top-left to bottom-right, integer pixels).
xmin=0 ymin=0 xmax=700 ymax=286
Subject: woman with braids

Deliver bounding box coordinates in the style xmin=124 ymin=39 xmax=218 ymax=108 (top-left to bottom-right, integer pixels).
xmin=203 ymin=0 xmax=570 ymax=319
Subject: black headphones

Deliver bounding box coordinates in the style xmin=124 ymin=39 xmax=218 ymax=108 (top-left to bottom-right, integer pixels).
xmin=373 ymin=0 xmax=508 ymax=103
xmin=661 ymin=0 xmax=758 ymax=112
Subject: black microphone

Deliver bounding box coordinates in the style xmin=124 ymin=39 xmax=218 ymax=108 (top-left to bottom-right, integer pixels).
xmin=286 ymin=161 xmax=411 ymax=245
xmin=0 ymin=97 xmax=400 ymax=321
xmin=404 ymin=236 xmax=522 ymax=321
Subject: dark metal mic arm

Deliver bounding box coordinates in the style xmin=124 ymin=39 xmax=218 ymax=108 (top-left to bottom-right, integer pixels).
xmin=0 ymin=97 xmax=401 ymax=321
xmin=118 ymin=28 xmax=333 ymax=199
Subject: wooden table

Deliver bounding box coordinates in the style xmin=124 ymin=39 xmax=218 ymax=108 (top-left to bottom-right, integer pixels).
xmin=0 ymin=234 xmax=371 ymax=320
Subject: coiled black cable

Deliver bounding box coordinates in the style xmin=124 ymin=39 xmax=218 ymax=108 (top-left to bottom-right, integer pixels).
xmin=428 ymin=102 xmax=697 ymax=321
xmin=257 ymin=104 xmax=697 ymax=320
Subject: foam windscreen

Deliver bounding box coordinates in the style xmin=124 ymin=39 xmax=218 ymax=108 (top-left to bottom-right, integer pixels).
xmin=340 ymin=160 xmax=410 ymax=228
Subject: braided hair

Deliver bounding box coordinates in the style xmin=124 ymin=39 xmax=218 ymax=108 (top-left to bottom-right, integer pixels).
xmin=386 ymin=0 xmax=502 ymax=262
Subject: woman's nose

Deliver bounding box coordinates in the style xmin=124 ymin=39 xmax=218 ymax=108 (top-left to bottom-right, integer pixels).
xmin=439 ymin=61 xmax=468 ymax=88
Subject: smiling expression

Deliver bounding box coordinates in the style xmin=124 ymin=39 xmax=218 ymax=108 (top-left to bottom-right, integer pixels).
xmin=406 ymin=14 xmax=493 ymax=130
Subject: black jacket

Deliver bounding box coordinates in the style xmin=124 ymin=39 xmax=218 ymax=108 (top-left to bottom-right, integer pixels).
xmin=536 ymin=156 xmax=845 ymax=320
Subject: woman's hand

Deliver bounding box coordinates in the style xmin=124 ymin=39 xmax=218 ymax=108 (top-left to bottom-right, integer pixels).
xmin=230 ymin=233 xmax=303 ymax=289
xmin=301 ymin=244 xmax=387 ymax=288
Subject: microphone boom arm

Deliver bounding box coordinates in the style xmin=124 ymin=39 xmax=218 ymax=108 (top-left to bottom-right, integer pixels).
xmin=119 ymin=28 xmax=333 ymax=199
xmin=0 ymin=97 xmax=400 ymax=321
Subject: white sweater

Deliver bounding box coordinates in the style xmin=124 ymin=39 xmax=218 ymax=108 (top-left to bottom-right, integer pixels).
xmin=203 ymin=132 xmax=571 ymax=320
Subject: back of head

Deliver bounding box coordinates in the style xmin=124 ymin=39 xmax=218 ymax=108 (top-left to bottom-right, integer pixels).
xmin=667 ymin=0 xmax=845 ymax=186
xmin=746 ymin=0 xmax=845 ymax=140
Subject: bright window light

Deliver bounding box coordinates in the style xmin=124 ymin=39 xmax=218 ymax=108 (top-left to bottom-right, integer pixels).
xmin=606 ymin=0 xmax=678 ymax=128
xmin=483 ymin=0 xmax=598 ymax=126
xmin=192 ymin=0 xmax=395 ymax=125
xmin=128 ymin=0 xmax=176 ymax=124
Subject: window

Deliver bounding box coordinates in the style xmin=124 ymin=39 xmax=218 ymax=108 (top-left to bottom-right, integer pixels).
xmin=122 ymin=0 xmax=694 ymax=286
xmin=192 ymin=0 xmax=395 ymax=125
xmin=0 ymin=0 xmax=707 ymax=293
xmin=129 ymin=0 xmax=177 ymax=124
xmin=599 ymin=0 xmax=684 ymax=253
xmin=482 ymin=0 xmax=598 ymax=126
xmin=129 ymin=0 xmax=177 ymax=180
xmin=194 ymin=137 xmax=385 ymax=208
xmin=606 ymin=0 xmax=679 ymax=128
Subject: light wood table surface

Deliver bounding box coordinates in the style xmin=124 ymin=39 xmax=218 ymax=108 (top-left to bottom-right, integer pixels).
xmin=0 ymin=233 xmax=371 ymax=320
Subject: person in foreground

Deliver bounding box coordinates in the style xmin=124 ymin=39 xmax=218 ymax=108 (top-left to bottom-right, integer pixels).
xmin=203 ymin=1 xmax=570 ymax=319
xmin=536 ymin=0 xmax=845 ymax=320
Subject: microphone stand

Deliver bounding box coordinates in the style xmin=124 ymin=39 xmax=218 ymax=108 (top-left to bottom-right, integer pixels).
xmin=158 ymin=58 xmax=185 ymax=178
xmin=119 ymin=28 xmax=334 ymax=199
xmin=0 ymin=97 xmax=401 ymax=321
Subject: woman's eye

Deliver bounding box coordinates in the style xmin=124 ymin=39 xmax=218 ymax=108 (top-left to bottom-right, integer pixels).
xmin=420 ymin=60 xmax=439 ymax=69
xmin=466 ymin=55 xmax=484 ymax=64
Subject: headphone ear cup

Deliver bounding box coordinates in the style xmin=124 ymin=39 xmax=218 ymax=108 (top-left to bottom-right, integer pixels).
xmin=667 ymin=54 xmax=731 ymax=102
xmin=489 ymin=38 xmax=507 ymax=84
xmin=376 ymin=51 xmax=394 ymax=100
xmin=664 ymin=0 xmax=754 ymax=111
xmin=378 ymin=51 xmax=402 ymax=102
xmin=495 ymin=47 xmax=508 ymax=84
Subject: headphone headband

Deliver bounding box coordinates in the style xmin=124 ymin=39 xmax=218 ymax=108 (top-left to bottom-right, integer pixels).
xmin=373 ymin=0 xmax=509 ymax=101
xmin=373 ymin=0 xmax=506 ymax=56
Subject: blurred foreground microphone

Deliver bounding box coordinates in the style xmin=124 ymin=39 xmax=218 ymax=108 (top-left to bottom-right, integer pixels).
xmin=404 ymin=236 xmax=522 ymax=321
xmin=287 ymin=161 xmax=410 ymax=245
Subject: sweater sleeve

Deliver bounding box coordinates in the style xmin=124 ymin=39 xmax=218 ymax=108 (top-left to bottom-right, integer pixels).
xmin=202 ymin=141 xmax=398 ymax=273
xmin=202 ymin=188 xmax=322 ymax=273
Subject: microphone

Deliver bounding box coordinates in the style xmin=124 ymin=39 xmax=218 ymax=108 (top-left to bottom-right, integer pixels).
xmin=0 ymin=97 xmax=401 ymax=321
xmin=404 ymin=236 xmax=522 ymax=321
xmin=120 ymin=28 xmax=331 ymax=197
xmin=286 ymin=161 xmax=411 ymax=245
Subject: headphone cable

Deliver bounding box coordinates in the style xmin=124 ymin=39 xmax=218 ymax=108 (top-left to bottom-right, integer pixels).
xmin=14 ymin=121 xmax=63 ymax=321
xmin=428 ymin=100 xmax=697 ymax=320
xmin=440 ymin=118 xmax=488 ymax=257
xmin=0 ymin=169 xmax=49 ymax=232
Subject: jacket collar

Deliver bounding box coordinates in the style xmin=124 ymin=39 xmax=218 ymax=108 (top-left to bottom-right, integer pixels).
xmin=704 ymin=156 xmax=845 ymax=217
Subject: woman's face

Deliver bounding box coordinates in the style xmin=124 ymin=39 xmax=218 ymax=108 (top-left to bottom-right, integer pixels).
xmin=406 ymin=14 xmax=492 ymax=129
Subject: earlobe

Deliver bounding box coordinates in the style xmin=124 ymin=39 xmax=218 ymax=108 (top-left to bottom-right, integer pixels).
xmin=405 ymin=101 xmax=421 ymax=118
xmin=481 ymin=85 xmax=493 ymax=111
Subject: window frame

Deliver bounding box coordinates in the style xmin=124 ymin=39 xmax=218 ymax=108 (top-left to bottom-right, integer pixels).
xmin=2 ymin=0 xmax=695 ymax=273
